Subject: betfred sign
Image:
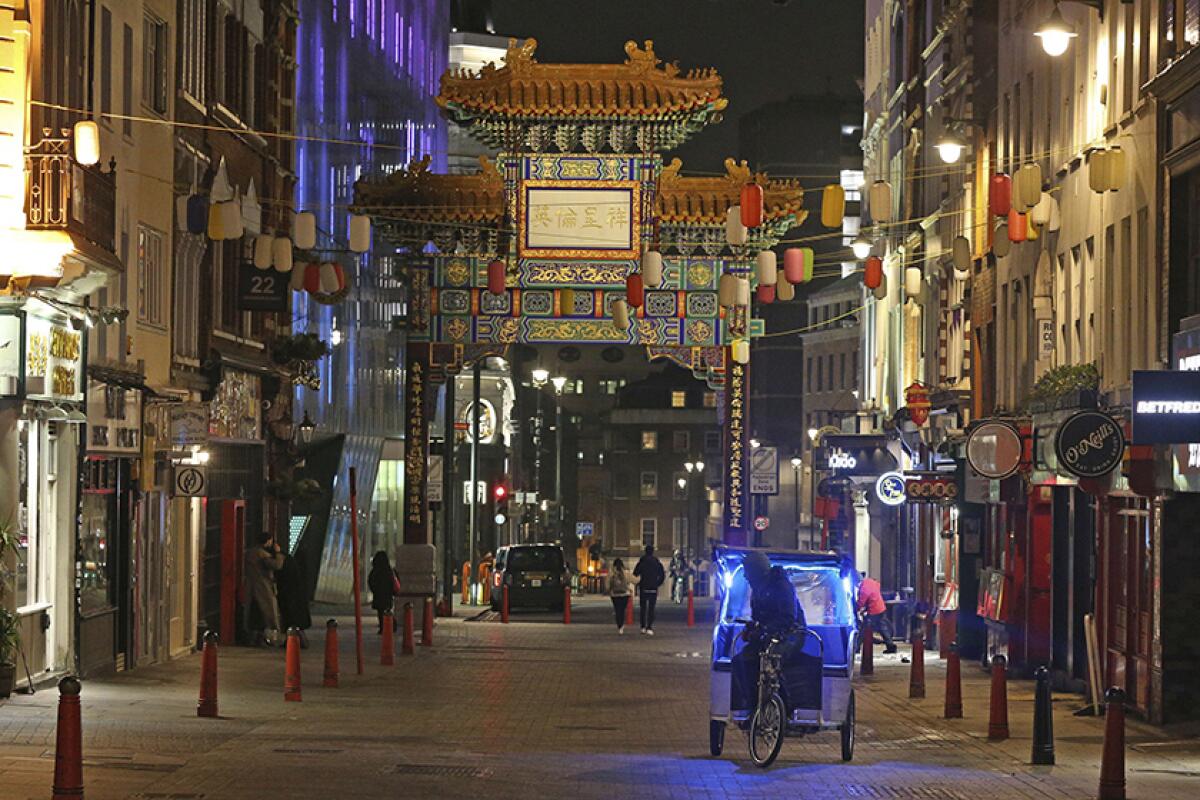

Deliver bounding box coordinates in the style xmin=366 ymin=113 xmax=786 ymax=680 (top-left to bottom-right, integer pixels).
xmin=1132 ymin=370 xmax=1200 ymax=444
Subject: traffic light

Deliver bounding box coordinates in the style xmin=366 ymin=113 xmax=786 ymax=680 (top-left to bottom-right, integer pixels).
xmin=492 ymin=483 xmax=509 ymax=525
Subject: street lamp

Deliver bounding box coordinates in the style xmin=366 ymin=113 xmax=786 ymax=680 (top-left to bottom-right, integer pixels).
xmin=790 ymin=455 xmax=803 ymax=550
xmin=1035 ymin=3 xmax=1082 ymax=57
xmin=297 ymin=411 xmax=316 ymax=444
xmin=934 ymin=127 xmax=967 ymax=164
xmin=681 ymin=459 xmax=705 ymax=557
xmin=531 ymin=367 xmax=549 ymax=386
xmin=677 ymin=477 xmax=688 ymax=491
xmin=551 ymin=374 xmax=567 ymax=535
xmin=807 ymin=427 xmax=819 ymax=445
xmin=850 ymin=233 xmax=873 ymax=260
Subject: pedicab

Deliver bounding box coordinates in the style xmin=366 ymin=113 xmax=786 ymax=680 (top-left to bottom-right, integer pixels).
xmin=707 ymin=546 xmax=861 ymax=767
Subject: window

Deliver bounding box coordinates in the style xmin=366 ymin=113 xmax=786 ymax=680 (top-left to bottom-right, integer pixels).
xmin=839 ymin=353 xmax=846 ymax=390
xmin=703 ymin=391 xmax=717 ymax=408
xmin=806 ymin=357 xmax=813 ymax=389
xmin=100 ymin=7 xmax=112 ymax=118
xmin=574 ymin=379 xmax=584 ymax=395
xmin=673 ymin=430 xmax=690 ymax=453
xmin=672 ymin=517 xmax=688 ymax=548
xmin=671 ymin=390 xmax=686 ymax=408
xmin=142 ymin=13 xmax=168 ymax=114
xmin=180 ymin=0 xmax=209 ymax=103
xmin=122 ymin=24 xmax=133 ymax=136
xmin=222 ymin=15 xmax=245 ymax=114
xmin=704 ymin=430 xmax=721 ymax=453
xmin=213 ymin=238 xmax=244 ymax=335
xmin=640 ymin=518 xmax=657 ymax=549
xmin=672 ymin=472 xmax=688 ymax=500
xmin=640 ymin=472 xmax=658 ymax=500
xmin=641 ymin=431 xmax=657 ymax=451
xmin=137 ymin=224 xmax=166 ymax=326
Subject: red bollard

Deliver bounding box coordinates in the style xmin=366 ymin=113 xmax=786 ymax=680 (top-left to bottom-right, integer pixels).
xmin=987 ymin=654 xmax=1010 ymax=740
xmin=380 ymin=612 xmax=395 ymax=666
xmin=52 ymin=676 xmax=83 ymax=800
xmin=284 ymin=627 xmax=302 ymax=702
xmin=860 ymin=620 xmax=874 ymax=676
xmin=323 ymin=619 xmax=339 ymax=687
xmin=687 ymin=584 xmax=695 ymax=627
xmin=197 ymin=631 xmax=219 ymax=717
xmin=1099 ymin=687 xmax=1128 ymax=800
xmin=501 ymin=584 xmax=510 ymax=623
xmin=563 ymin=585 xmax=572 ymax=625
xmin=402 ymin=603 xmax=415 ymax=655
xmin=909 ymin=622 xmax=926 ymax=699
xmin=625 ymin=592 xmax=635 ymax=627
xmin=944 ymin=642 xmax=963 ymax=719
xmin=421 ymin=597 xmax=434 ymax=646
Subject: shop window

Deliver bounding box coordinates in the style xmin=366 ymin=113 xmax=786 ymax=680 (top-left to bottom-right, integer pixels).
xmin=640 ymin=471 xmax=658 ymax=500
xmin=641 ymin=431 xmax=657 ymax=451
xmin=79 ymin=459 xmax=118 ymax=614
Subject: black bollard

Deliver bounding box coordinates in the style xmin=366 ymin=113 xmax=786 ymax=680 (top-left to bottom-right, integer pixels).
xmin=1031 ymin=665 xmax=1055 ymax=765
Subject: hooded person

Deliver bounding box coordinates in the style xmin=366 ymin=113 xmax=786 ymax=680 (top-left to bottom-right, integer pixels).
xmin=731 ymin=551 xmax=808 ymax=713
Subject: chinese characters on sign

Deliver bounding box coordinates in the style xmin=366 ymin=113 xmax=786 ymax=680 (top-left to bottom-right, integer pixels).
xmin=24 ymin=314 xmax=83 ymax=401
xmin=520 ymin=181 xmax=640 ymax=259
xmin=722 ymin=361 xmax=750 ymax=545
xmin=404 ymin=344 xmax=431 ymax=544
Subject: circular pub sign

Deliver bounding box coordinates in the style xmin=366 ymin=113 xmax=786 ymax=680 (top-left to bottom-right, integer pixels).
xmin=966 ymin=421 xmax=1023 ymax=479
xmin=1054 ymin=411 xmax=1125 ymax=479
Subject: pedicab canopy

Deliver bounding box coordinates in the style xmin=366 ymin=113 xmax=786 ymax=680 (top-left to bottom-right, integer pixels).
xmin=712 ymin=548 xmax=861 ymax=628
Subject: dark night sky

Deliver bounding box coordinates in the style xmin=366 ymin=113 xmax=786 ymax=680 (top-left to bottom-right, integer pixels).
xmin=489 ymin=0 xmax=865 ymax=173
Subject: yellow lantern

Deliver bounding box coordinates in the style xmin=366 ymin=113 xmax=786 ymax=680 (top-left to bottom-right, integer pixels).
xmin=821 ymin=184 xmax=845 ymax=228
xmin=776 ymin=271 xmax=795 ymax=301
xmin=869 ymin=180 xmax=893 ymax=223
xmin=72 ymin=120 xmax=100 ymax=166
xmin=731 ymin=339 xmax=750 ymax=364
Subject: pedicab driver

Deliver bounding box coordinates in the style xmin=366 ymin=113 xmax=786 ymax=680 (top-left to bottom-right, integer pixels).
xmin=731 ymin=551 xmax=808 ymax=711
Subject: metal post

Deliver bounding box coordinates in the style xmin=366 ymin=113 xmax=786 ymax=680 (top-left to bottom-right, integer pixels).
xmin=469 ymin=360 xmax=481 ymax=603
xmin=442 ymin=375 xmax=456 ymax=613
xmin=793 ymin=464 xmax=801 ymax=550
xmin=348 ymin=468 xmax=364 ymax=675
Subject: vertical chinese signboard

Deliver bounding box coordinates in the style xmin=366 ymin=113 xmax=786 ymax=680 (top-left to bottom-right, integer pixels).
xmin=404 ymin=343 xmax=431 ymax=544
xmin=723 ymin=360 xmax=750 ymax=546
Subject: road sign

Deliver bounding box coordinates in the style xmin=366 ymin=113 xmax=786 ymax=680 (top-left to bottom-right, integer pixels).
xmin=750 ymin=446 xmax=778 ymax=494
xmin=753 ymin=516 xmax=770 ymax=531
xmin=172 ymin=465 xmax=208 ymax=498
xmin=576 ymin=521 xmax=594 ymax=537
xmin=427 ymin=455 xmax=443 ymax=503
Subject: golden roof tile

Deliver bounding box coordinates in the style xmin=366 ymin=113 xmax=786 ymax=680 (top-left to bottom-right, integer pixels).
xmin=353 ymin=155 xmax=505 ymax=223
xmin=656 ymin=158 xmax=806 ymax=226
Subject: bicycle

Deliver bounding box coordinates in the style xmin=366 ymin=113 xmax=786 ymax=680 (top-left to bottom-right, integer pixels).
xmin=748 ymin=633 xmax=787 ymax=767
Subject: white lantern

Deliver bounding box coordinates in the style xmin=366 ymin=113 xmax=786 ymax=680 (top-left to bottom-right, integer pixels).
xmin=873 ymin=273 xmax=888 ymax=301
xmin=641 ymin=248 xmax=664 ymax=288
xmin=73 ymin=120 xmax=100 ymax=166
xmin=731 ymin=339 xmax=750 ymax=365
xmin=319 ymin=262 xmax=340 ymax=294
xmin=294 ymin=212 xmax=317 ymax=250
xmin=1106 ymin=146 xmax=1126 ymax=191
xmin=756 ymin=251 xmax=777 ymax=286
xmin=725 ymin=206 xmax=747 ymax=246
xmin=272 ymin=237 xmax=294 ymax=273
xmin=776 ymin=270 xmax=795 ymax=301
xmin=869 ymin=179 xmax=893 ymax=223
xmin=718 ymin=273 xmax=736 ymax=307
xmin=735 ymin=276 xmax=751 ymax=306
xmin=253 ymin=234 xmax=274 ymax=270
xmin=289 ymin=261 xmax=306 ymax=291
xmin=612 ymin=298 xmax=630 ymax=330
xmin=219 ymin=200 xmax=244 ymax=240
xmin=1046 ymin=193 xmax=1061 ymax=232
xmin=993 ymin=223 xmax=1011 ymax=257
xmin=1015 ymin=163 xmax=1042 ymax=212
xmin=905 ymin=266 xmax=922 ymax=297
xmin=1030 ymin=192 xmax=1054 ymax=225
xmin=349 ymin=214 xmax=371 ymax=252
xmin=1088 ymin=149 xmax=1110 ymax=194
xmin=952 ymin=235 xmax=971 ymax=271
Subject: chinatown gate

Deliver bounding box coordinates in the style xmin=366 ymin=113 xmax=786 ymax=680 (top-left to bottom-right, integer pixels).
xmin=353 ymin=39 xmax=803 ymax=583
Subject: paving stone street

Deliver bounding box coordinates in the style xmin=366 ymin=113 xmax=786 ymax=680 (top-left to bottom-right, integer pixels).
xmin=1 ymin=596 xmax=1198 ymax=799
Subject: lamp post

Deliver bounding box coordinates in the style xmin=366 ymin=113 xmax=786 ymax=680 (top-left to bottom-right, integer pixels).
xmin=530 ymin=368 xmax=549 ymax=535
xmin=551 ymin=375 xmax=568 ymax=537
xmin=296 ymin=411 xmax=316 ymax=445
xmin=790 ymin=455 xmax=802 ymax=550
xmin=684 ymin=459 xmax=705 ymax=558
xmin=807 ymin=427 xmax=820 ymax=550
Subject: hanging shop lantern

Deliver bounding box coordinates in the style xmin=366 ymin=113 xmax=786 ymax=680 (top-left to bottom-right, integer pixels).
xmin=186 ymin=194 xmax=208 ymax=235
xmin=294 ymin=212 xmax=317 ymax=250
xmin=992 ymin=223 xmax=1011 ymax=257
xmin=1047 ymin=193 xmax=1062 ymax=232
xmin=776 ymin=270 xmax=795 ymax=301
xmin=487 ymin=258 xmax=506 ymax=295
xmin=626 ymin=272 xmax=645 ymax=308
xmin=952 ymin=235 xmax=971 ymax=272
xmin=219 ymin=200 xmax=244 ymax=239
xmin=72 ymin=120 xmax=100 ymax=166
xmin=906 ymin=382 xmax=931 ymax=426
xmin=303 ymin=263 xmax=322 ymax=294
xmin=1106 ymin=146 xmax=1126 ymax=191
xmin=1026 ymin=215 xmax=1039 ymax=241
xmin=560 ymin=287 xmax=576 ymax=314
xmin=905 ymin=265 xmax=922 ymax=297
xmin=869 ymin=179 xmax=893 ymax=223
xmin=783 ymin=248 xmax=804 ymax=283
xmin=272 ymin=237 xmax=294 ymax=273
xmin=349 ymin=214 xmax=372 ymax=253
xmin=864 ymin=256 xmax=883 ymax=290
xmin=641 ymin=248 xmax=663 ymax=288
xmin=718 ymin=272 xmax=737 ymax=307
xmin=873 ymin=273 xmax=888 ymax=301
xmin=333 ymin=264 xmax=346 ymax=292
xmin=821 ymin=184 xmax=845 ymax=228
xmin=756 ymin=250 xmax=777 ymax=286
xmin=253 ymin=235 xmax=273 ymax=270
xmin=731 ymin=339 xmax=750 ymax=365
xmin=1007 ymin=208 xmax=1027 ymax=242
xmin=318 ymin=262 xmax=341 ymax=294
xmin=740 ymin=183 xmax=764 ymax=228
xmin=612 ymin=298 xmax=630 ymax=330
xmin=725 ymin=206 xmax=748 ymax=246
xmin=289 ymin=261 xmax=306 ymax=291
xmin=735 ymin=276 xmax=751 ymax=306
xmin=989 ymin=173 xmax=1012 ymax=217
xmin=756 ymin=283 xmax=775 ymax=304
xmin=1088 ymin=149 xmax=1110 ymax=193
xmin=207 ymin=203 xmax=226 ymax=240
xmin=1014 ymin=162 xmax=1043 ymax=212
xmin=1030 ymin=192 xmax=1054 ymax=225
xmin=802 ymin=247 xmax=814 ymax=283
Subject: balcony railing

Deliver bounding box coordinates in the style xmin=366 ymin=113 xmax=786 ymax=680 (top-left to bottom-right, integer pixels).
xmin=25 ymin=129 xmax=117 ymax=257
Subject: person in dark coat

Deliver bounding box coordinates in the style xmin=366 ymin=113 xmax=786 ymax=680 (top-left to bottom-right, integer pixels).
xmin=731 ymin=551 xmax=808 ymax=712
xmin=367 ymin=551 xmax=398 ymax=633
xmin=276 ymin=549 xmax=312 ymax=648
xmin=632 ymin=545 xmax=665 ymax=635
xmin=243 ymin=534 xmax=285 ymax=646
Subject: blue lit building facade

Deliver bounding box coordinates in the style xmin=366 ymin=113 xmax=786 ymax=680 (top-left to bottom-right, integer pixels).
xmin=294 ymin=0 xmax=448 ymax=601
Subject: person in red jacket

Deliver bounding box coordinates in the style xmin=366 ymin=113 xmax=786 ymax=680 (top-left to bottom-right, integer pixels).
xmin=857 ymin=573 xmax=896 ymax=653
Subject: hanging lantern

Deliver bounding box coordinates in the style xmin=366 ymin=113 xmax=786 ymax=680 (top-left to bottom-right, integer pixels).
xmin=318 ymin=262 xmax=340 ymax=294
xmin=294 ymin=212 xmax=317 ymax=250
xmin=612 ymin=298 xmax=630 ymax=330
xmin=802 ymin=248 xmax=814 ymax=283
xmin=560 ymin=287 xmax=576 ymax=314
xmin=1026 ymin=215 xmax=1039 ymax=241
xmin=756 ymin=283 xmax=775 ymax=304
xmin=905 ymin=265 xmax=922 ymax=297
xmin=1106 ymin=146 xmax=1126 ymax=191
xmin=272 ymin=237 xmax=293 ymax=273
xmin=821 ymin=184 xmax=845 ymax=228
xmin=289 ymin=261 xmax=306 ymax=291
xmin=349 ymin=214 xmax=371 ymax=252
xmin=873 ymin=273 xmax=888 ymax=301
xmin=952 ymin=235 xmax=971 ymax=271
xmin=303 ymin=263 xmax=321 ymax=294
xmin=487 ymin=259 xmax=506 ymax=295
xmin=1014 ymin=163 xmax=1043 ymax=212
xmin=869 ymin=179 xmax=893 ymax=223
xmin=219 ymin=201 xmax=244 ymax=239
xmin=993 ymin=223 xmax=1011 ymax=257
xmin=186 ymin=195 xmax=208 ymax=235
xmin=906 ymin=382 xmax=931 ymax=426
xmin=783 ymin=248 xmax=804 ymax=283
xmin=1047 ymin=194 xmax=1062 ymax=232
xmin=718 ymin=272 xmax=737 ymax=307
xmin=207 ymin=203 xmax=226 ymax=240
xmin=1007 ymin=208 xmax=1027 ymax=242
xmin=864 ymin=256 xmax=883 ymax=289
xmin=72 ymin=120 xmax=100 ymax=166
xmin=333 ymin=263 xmax=346 ymax=291
xmin=626 ymin=272 xmax=645 ymax=307
xmin=1031 ymin=192 xmax=1053 ymax=225
xmin=725 ymin=206 xmax=748 ymax=246
xmin=740 ymin=183 xmax=764 ymax=228
xmin=756 ymin=251 xmax=777 ymax=286
xmin=735 ymin=276 xmax=751 ymax=306
xmin=731 ymin=339 xmax=750 ymax=365
xmin=253 ymin=234 xmax=273 ymax=270
xmin=989 ymin=173 xmax=1012 ymax=217
xmin=1088 ymin=149 xmax=1110 ymax=193
xmin=641 ymin=248 xmax=663 ymax=288
xmin=776 ymin=271 xmax=795 ymax=301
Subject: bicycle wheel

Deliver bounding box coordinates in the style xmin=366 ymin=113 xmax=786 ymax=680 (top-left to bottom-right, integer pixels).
xmin=841 ymin=690 xmax=856 ymax=762
xmin=748 ymin=692 xmax=786 ymax=767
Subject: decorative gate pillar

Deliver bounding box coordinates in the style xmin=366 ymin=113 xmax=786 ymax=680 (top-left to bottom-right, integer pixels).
xmin=403 ymin=343 xmax=431 ymax=545
xmin=722 ymin=357 xmax=750 ymax=546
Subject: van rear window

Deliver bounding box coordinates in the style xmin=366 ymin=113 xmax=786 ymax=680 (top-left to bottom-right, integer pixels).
xmin=507 ymin=547 xmax=563 ymax=572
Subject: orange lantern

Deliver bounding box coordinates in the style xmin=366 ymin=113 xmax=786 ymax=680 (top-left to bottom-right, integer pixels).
xmin=989 ymin=173 xmax=1012 ymax=217
xmin=864 ymin=256 xmax=883 ymax=290
xmin=1007 ymin=208 xmax=1027 ymax=242
xmin=740 ymin=183 xmax=764 ymax=228
xmin=756 ymin=283 xmax=775 ymax=304
xmin=906 ymin=382 xmax=931 ymax=426
xmin=487 ymin=259 xmax=506 ymax=295
xmin=626 ymin=272 xmax=645 ymax=307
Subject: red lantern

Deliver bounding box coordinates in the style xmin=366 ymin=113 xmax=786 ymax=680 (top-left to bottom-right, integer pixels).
xmin=487 ymin=258 xmax=505 ymax=295
xmin=864 ymin=256 xmax=883 ymax=290
xmin=906 ymin=382 xmax=931 ymax=426
xmin=740 ymin=183 xmax=764 ymax=228
xmin=989 ymin=173 xmax=1012 ymax=217
xmin=756 ymin=283 xmax=775 ymax=304
xmin=333 ymin=263 xmax=346 ymax=291
xmin=1007 ymin=208 xmax=1027 ymax=242
xmin=303 ymin=263 xmax=321 ymax=294
xmin=626 ymin=272 xmax=644 ymax=307
xmin=783 ymin=248 xmax=804 ymax=283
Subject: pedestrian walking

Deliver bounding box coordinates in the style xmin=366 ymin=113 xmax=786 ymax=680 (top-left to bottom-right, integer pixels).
xmin=243 ymin=534 xmax=285 ymax=647
xmin=608 ymin=558 xmax=633 ymax=634
xmin=857 ymin=571 xmax=896 ymax=653
xmin=276 ymin=548 xmax=312 ymax=648
xmin=633 ymin=545 xmax=665 ymax=635
xmin=368 ymin=551 xmax=401 ymax=633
